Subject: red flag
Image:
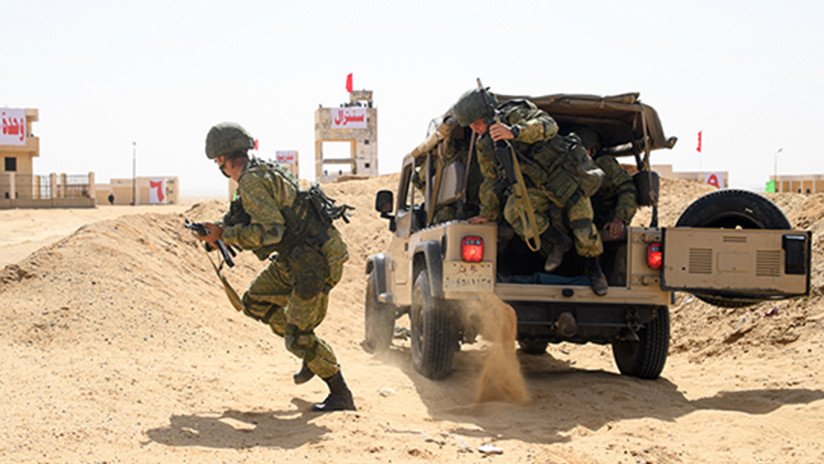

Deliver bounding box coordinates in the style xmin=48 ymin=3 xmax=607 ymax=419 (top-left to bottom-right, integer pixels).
xmin=253 ymin=139 xmax=259 ymax=150
xmin=696 ymin=130 xmax=702 ymax=153
xmin=345 ymin=73 xmax=353 ymax=93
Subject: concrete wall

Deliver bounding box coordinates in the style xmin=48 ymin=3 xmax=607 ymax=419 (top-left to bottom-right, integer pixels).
xmin=314 ymin=90 xmax=378 ymax=183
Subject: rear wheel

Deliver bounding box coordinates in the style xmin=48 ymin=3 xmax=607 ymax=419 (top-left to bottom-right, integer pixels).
xmin=410 ymin=269 xmax=458 ymax=379
xmin=612 ymin=307 xmax=669 ymax=379
xmin=675 ymin=189 xmax=791 ymax=307
xmin=363 ymin=271 xmax=395 ymax=354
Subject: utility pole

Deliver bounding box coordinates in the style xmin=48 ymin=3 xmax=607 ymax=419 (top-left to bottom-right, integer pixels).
xmin=132 ymin=141 xmax=137 ymax=206
xmin=773 ymin=148 xmax=783 ymax=192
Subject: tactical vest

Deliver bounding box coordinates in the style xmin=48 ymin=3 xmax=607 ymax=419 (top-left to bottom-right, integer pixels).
xmin=228 ymin=159 xmax=336 ymax=260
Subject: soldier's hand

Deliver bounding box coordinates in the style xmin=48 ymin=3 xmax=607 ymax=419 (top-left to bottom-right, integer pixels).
xmin=195 ymin=222 xmax=223 ymax=245
xmin=604 ymin=218 xmax=625 ymax=240
xmin=468 ymin=215 xmax=489 ymax=225
xmin=489 ymin=122 xmax=515 ymax=142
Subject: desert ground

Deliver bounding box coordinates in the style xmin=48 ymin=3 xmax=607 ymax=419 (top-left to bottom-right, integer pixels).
xmin=2 ymin=176 xmax=823 ymax=464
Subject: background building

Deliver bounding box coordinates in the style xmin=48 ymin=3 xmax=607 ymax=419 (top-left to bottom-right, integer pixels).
xmin=314 ymin=89 xmax=378 ymax=183
xmin=1 ymin=107 xmax=95 ymax=208
xmin=770 ymin=174 xmax=824 ymax=194
xmin=95 ymin=176 xmax=179 ymax=205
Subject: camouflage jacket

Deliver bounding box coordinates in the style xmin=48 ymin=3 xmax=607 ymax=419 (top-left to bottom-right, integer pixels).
xmin=591 ymin=156 xmax=638 ymax=225
xmin=220 ymin=158 xmax=297 ymax=260
xmin=476 ymin=99 xmax=559 ymax=220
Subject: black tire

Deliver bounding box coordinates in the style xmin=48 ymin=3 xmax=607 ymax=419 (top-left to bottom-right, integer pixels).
xmin=612 ymin=306 xmax=669 ymax=379
xmin=675 ymin=189 xmax=791 ymax=308
xmin=518 ymin=339 xmax=548 ymax=355
xmin=363 ymin=271 xmax=395 ymax=354
xmin=410 ymin=269 xmax=458 ymax=380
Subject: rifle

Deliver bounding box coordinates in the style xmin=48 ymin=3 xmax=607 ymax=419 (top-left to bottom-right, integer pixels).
xmin=184 ymin=219 xmax=244 ymax=312
xmin=184 ymin=219 xmax=236 ymax=268
xmin=476 ymin=79 xmax=542 ymax=252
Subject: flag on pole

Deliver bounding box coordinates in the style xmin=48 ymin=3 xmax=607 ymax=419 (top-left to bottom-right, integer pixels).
xmin=696 ymin=130 xmax=702 ymax=153
xmin=345 ymin=73 xmax=353 ymax=93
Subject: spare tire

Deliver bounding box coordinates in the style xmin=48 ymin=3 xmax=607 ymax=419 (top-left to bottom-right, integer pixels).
xmin=675 ymin=189 xmax=791 ymax=307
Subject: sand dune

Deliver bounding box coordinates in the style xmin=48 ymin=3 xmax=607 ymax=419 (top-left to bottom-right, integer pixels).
xmin=2 ymin=175 xmax=823 ymax=463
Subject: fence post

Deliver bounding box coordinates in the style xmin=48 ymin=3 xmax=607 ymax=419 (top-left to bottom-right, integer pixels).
xmin=60 ymin=173 xmax=67 ymax=198
xmin=87 ymin=171 xmax=96 ymax=203
xmin=49 ymin=173 xmax=57 ymax=201
xmin=8 ymin=172 xmax=15 ymax=201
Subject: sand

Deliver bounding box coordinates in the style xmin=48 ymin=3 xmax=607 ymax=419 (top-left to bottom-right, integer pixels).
xmin=2 ymin=176 xmax=824 ymax=463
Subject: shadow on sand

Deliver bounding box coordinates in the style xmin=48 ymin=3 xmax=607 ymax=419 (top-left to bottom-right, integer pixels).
xmin=145 ymin=398 xmax=330 ymax=449
xmin=378 ymin=345 xmax=824 ymax=445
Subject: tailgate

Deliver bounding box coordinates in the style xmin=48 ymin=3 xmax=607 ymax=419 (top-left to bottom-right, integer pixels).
xmin=661 ymin=227 xmax=811 ymax=298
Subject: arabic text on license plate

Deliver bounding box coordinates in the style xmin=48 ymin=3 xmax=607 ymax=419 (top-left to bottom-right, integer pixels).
xmin=444 ymin=261 xmax=494 ymax=291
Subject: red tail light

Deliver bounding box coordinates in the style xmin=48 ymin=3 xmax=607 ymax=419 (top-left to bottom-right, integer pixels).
xmin=647 ymin=242 xmax=663 ymax=270
xmin=461 ymin=236 xmax=484 ymax=262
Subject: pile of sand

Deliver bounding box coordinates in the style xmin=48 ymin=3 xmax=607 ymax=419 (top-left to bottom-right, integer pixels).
xmin=2 ymin=174 xmax=824 ymax=463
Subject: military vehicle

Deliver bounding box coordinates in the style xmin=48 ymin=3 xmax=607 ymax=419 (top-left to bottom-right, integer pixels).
xmin=363 ymin=92 xmax=811 ymax=380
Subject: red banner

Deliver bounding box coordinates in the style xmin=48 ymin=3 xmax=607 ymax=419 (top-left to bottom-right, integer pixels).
xmin=345 ymin=73 xmax=353 ymax=93
xmin=696 ymin=130 xmax=702 ymax=153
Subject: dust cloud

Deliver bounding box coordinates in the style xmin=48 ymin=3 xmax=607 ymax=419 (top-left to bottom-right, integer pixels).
xmin=462 ymin=294 xmax=531 ymax=405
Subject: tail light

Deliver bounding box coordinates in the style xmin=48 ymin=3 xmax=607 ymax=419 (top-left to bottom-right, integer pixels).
xmin=461 ymin=236 xmax=484 ymax=262
xmin=647 ymin=242 xmax=663 ymax=270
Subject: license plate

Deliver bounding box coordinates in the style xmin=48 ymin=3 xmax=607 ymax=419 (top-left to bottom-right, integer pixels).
xmin=443 ymin=261 xmax=495 ymax=292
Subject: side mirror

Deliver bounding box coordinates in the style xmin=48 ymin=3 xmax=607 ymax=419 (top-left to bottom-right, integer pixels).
xmin=375 ymin=190 xmax=394 ymax=214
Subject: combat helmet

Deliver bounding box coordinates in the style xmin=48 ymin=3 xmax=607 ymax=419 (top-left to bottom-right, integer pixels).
xmin=205 ymin=122 xmax=255 ymax=159
xmin=451 ymin=89 xmax=496 ymax=127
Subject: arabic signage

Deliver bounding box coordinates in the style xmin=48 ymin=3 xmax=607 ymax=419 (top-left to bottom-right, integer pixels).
xmin=330 ymin=107 xmax=367 ymax=129
xmin=276 ymin=150 xmax=298 ymax=164
xmin=705 ymin=172 xmax=726 ymax=189
xmin=1 ymin=108 xmax=26 ymax=146
xmin=149 ymin=178 xmax=167 ymax=204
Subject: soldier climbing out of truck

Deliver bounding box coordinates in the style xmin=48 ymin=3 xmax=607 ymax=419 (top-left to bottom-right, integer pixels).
xmin=450 ymin=84 xmax=609 ymax=295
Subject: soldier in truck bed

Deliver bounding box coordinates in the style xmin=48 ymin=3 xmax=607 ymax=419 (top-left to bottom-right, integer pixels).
xmin=450 ymin=88 xmax=609 ymax=296
xmin=568 ymin=126 xmax=638 ymax=240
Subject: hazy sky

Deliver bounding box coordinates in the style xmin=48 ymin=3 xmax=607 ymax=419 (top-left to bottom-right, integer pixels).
xmin=4 ymin=0 xmax=823 ymax=195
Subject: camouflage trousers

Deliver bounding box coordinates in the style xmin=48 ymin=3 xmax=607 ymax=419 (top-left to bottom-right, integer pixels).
xmin=241 ymin=228 xmax=349 ymax=380
xmin=503 ymin=187 xmax=603 ymax=258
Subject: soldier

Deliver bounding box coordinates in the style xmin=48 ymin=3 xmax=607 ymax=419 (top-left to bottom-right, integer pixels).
xmin=451 ymin=89 xmax=609 ymax=296
xmin=570 ymin=126 xmax=638 ymax=239
xmin=193 ymin=122 xmax=356 ymax=412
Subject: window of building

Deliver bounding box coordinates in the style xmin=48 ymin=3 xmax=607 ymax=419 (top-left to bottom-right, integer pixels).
xmin=4 ymin=157 xmax=16 ymax=172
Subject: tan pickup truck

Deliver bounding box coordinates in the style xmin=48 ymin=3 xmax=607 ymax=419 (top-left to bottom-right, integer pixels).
xmin=363 ymin=92 xmax=811 ymax=380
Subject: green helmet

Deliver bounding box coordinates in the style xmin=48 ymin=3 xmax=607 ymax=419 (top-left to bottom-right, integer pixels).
xmin=451 ymin=89 xmax=495 ymax=127
xmin=205 ymin=122 xmax=254 ymax=159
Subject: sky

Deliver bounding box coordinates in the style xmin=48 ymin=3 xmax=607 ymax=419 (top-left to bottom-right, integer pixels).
xmin=3 ymin=0 xmax=823 ymax=196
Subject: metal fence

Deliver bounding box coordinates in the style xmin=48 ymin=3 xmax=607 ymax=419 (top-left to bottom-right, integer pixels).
xmin=0 ymin=173 xmax=89 ymax=200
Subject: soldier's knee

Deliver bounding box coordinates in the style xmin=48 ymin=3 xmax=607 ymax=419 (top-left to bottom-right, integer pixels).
xmin=284 ymin=324 xmax=319 ymax=360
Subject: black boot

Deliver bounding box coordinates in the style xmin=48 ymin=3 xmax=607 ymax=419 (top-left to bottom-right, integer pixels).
xmin=293 ymin=360 xmax=315 ymax=385
xmin=586 ymin=257 xmax=608 ymax=296
xmin=541 ymin=229 xmax=572 ymax=272
xmin=312 ymin=371 xmax=356 ymax=412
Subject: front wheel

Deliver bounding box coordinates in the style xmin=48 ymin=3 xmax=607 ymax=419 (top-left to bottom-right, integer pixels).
xmin=410 ymin=269 xmax=458 ymax=380
xmin=612 ymin=307 xmax=669 ymax=379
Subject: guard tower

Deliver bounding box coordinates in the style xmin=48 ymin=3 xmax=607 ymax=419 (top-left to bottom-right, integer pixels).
xmin=314 ymin=89 xmax=378 ymax=182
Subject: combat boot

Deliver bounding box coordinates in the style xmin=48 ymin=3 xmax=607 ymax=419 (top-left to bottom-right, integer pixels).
xmin=312 ymin=370 xmax=356 ymax=412
xmin=585 ymin=257 xmax=609 ymax=296
xmin=292 ymin=360 xmax=315 ymax=385
xmin=541 ymin=229 xmax=572 ymax=272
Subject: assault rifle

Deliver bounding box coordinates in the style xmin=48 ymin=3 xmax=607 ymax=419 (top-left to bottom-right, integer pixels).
xmin=476 ymin=79 xmax=541 ymax=252
xmin=184 ymin=219 xmax=236 ymax=268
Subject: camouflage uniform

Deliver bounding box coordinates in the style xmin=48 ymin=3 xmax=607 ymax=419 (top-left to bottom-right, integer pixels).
xmin=221 ymin=158 xmax=349 ymax=380
xmin=476 ymin=100 xmax=603 ymax=258
xmin=591 ymin=155 xmax=638 ymax=229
